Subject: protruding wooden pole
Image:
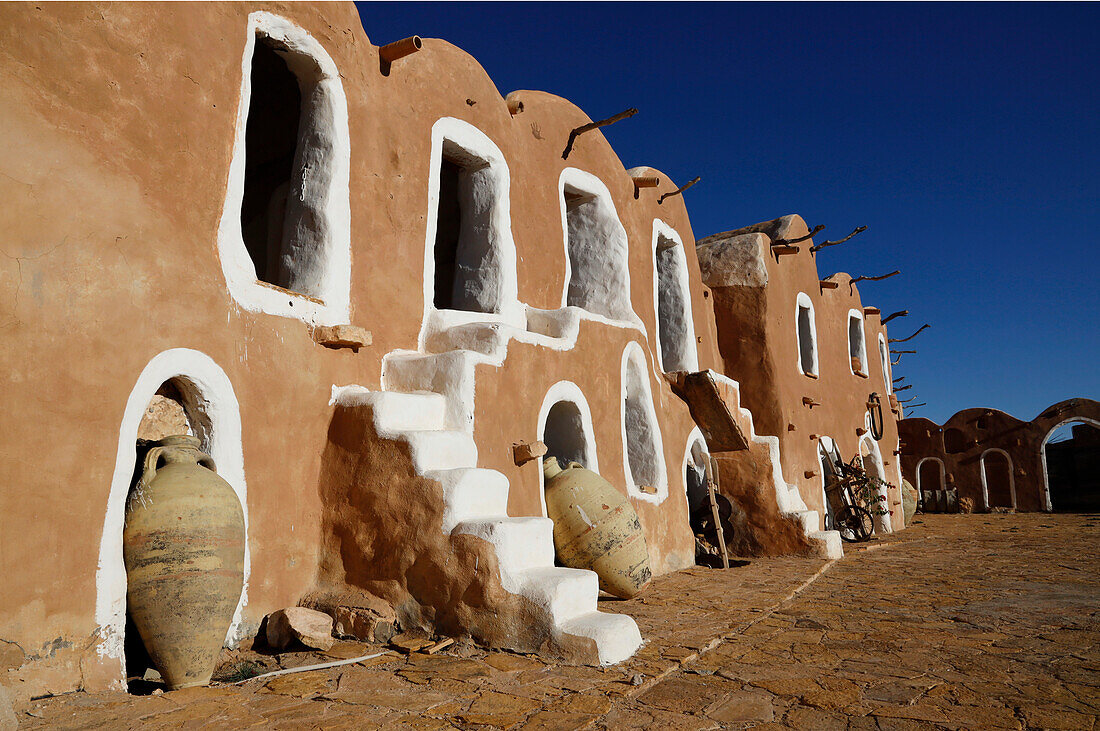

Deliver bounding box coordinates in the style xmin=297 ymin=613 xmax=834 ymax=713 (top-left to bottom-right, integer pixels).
xmin=379 ymin=36 xmax=422 ymax=64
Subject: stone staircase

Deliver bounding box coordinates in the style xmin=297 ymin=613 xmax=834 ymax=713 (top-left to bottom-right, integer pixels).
xmin=333 ymin=310 xmax=642 ymax=665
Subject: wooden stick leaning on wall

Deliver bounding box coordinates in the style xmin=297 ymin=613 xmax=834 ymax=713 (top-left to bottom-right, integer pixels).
xmin=704 ymin=456 xmax=729 ymax=569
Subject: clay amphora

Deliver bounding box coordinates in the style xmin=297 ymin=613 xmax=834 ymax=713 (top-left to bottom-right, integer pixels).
xmin=543 ymin=457 xmax=651 ymax=599
xmin=124 ymin=435 xmax=245 ymax=690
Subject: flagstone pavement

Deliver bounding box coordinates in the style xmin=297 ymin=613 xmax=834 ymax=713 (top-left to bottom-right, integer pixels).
xmin=17 ymin=513 xmax=1100 ymax=729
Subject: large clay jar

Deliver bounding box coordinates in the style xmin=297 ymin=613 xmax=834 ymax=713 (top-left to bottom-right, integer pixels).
xmin=901 ymin=479 xmax=918 ymax=526
xmin=124 ymin=435 xmax=245 ymax=690
xmin=543 ymin=457 xmax=651 ymax=599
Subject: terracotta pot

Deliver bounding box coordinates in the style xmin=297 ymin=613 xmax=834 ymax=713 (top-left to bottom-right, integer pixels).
xmin=124 ymin=435 xmax=245 ymax=690
xmin=543 ymin=458 xmax=651 ymax=599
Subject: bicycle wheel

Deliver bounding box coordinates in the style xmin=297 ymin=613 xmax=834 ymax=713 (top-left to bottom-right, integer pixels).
xmin=835 ymin=505 xmax=875 ymax=543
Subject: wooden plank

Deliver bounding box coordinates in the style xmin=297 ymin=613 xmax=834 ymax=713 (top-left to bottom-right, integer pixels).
xmin=665 ymin=370 xmax=749 ymax=452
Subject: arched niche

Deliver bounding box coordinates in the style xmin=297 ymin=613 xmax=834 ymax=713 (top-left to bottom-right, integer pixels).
xmin=217 ymin=11 xmax=352 ymax=325
xmin=620 ymin=342 xmax=668 ymax=503
xmin=682 ymin=427 xmax=710 ymax=517
xmin=848 ymin=310 xmax=868 ymax=376
xmin=795 ymin=292 xmax=819 ymax=376
xmin=860 ymin=434 xmax=892 ymax=533
xmin=95 ymin=349 xmax=250 ymax=684
xmin=916 ymin=457 xmax=946 ymax=511
xmin=817 ymin=436 xmax=842 ymax=529
xmin=980 ymin=448 xmax=1016 ymax=510
xmin=943 ymin=428 xmax=966 ymax=454
xmin=536 ymin=381 xmax=600 ymax=517
xmin=651 ymin=221 xmax=699 ymax=373
xmin=878 ymin=334 xmax=892 ymax=394
xmin=559 ymin=168 xmax=640 ymax=326
xmin=1040 ymin=418 xmax=1100 ymax=512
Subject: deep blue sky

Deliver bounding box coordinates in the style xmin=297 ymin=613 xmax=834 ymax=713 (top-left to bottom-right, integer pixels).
xmin=354 ymin=2 xmax=1099 ymax=424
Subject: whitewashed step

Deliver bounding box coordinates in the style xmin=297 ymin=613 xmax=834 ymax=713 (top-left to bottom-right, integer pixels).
xmin=517 ymin=566 xmax=599 ymax=622
xmin=361 ymin=391 xmax=447 ymax=433
xmin=809 ymin=530 xmax=844 ymax=559
xmin=424 ymin=468 xmax=510 ymax=533
xmin=425 ymin=322 xmax=521 ymax=360
xmin=401 ymin=430 xmax=477 ymax=472
xmin=452 ymin=517 xmax=555 ymax=574
xmin=790 ymin=510 xmax=820 ymax=535
xmin=383 ymin=350 xmax=486 ymax=432
xmin=559 ymin=611 xmax=643 ymax=666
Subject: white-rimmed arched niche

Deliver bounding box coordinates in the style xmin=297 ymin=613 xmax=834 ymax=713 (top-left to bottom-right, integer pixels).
xmin=537 ymin=381 xmax=600 ymax=516
xmin=217 ymin=11 xmax=351 ymax=326
xmin=980 ymin=448 xmax=1016 ymax=510
xmin=682 ymin=427 xmax=710 ymax=516
xmin=559 ymin=168 xmax=640 ymax=325
xmin=860 ymin=433 xmax=892 ymax=533
xmin=878 ymin=334 xmax=892 ymax=394
xmin=795 ymin=292 xmax=819 ymax=376
xmin=916 ymin=456 xmax=946 ymax=509
xmin=848 ymin=309 xmax=868 ymax=376
xmin=817 ymin=436 xmax=842 ymax=529
xmin=420 ymin=117 xmax=522 ymax=346
xmin=651 ymin=220 xmax=699 ymax=373
xmin=1040 ymin=417 xmax=1100 ymax=512
xmin=95 ymin=349 xmax=250 ymax=681
xmin=621 ymin=342 xmax=668 ymax=503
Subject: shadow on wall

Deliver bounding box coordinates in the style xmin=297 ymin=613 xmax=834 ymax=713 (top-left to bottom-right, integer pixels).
xmin=314 ymin=404 xmax=554 ymax=653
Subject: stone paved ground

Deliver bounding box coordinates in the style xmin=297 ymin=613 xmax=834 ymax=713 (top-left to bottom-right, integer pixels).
xmin=18 ymin=513 xmax=1100 ymax=729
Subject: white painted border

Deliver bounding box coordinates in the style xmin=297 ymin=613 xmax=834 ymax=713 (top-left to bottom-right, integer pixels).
xmin=620 ymin=341 xmax=669 ymax=504
xmin=859 ymin=433 xmax=892 ymax=533
xmin=795 ymin=292 xmax=819 ymax=376
xmin=418 ymin=117 xmax=524 ymax=349
xmin=878 ymin=333 xmax=892 ymax=394
xmin=915 ymin=456 xmax=946 ymax=509
xmin=536 ymin=380 xmax=601 ymax=517
xmin=650 ymin=220 xmax=699 ymax=373
xmin=979 ymin=447 xmax=1017 ymax=511
xmin=847 ymin=309 xmax=869 ymax=376
xmin=95 ymin=349 xmax=250 ymax=682
xmin=817 ymin=436 xmax=840 ymax=527
xmin=216 ymin=11 xmax=352 ymax=326
xmin=1040 ymin=417 xmax=1100 ymax=512
xmin=681 ymin=427 xmax=709 ymax=519
xmin=558 ymin=168 xmax=644 ymax=330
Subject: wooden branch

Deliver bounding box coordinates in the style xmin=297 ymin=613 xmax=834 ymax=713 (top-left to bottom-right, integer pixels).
xmin=810 ymin=225 xmax=867 ymax=253
xmin=892 ymin=376 xmax=906 ymax=384
xmin=894 ymin=384 xmax=913 ymax=392
xmin=562 ymin=107 xmax=637 ymax=159
xmin=850 ymin=270 xmax=900 ymax=285
xmin=899 ymin=396 xmax=919 ymax=403
xmin=888 ymin=324 xmax=930 ymax=344
xmin=891 ymin=349 xmax=917 ymax=354
xmin=775 ymin=224 xmax=825 ymax=246
xmin=905 ymin=402 xmax=927 ymax=409
xmin=881 ymin=309 xmax=909 ymax=325
xmin=658 ymin=176 xmax=700 ymax=204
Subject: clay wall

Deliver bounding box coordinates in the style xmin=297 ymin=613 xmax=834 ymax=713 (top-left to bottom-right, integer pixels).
xmin=0 ymin=1 xmax=715 ymax=697
xmin=698 ymin=216 xmax=905 ymax=532
xmin=899 ymin=399 xmax=1100 ymax=513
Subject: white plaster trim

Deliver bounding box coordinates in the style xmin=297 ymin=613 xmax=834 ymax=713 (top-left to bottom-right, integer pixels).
xmin=818 ymin=436 xmax=840 ymax=526
xmin=682 ymin=427 xmax=708 ymax=497
xmin=847 ymin=309 xmax=869 ymax=376
xmin=216 ymin=11 xmax=352 ymax=326
xmin=860 ymin=434 xmax=892 ymax=533
xmin=536 ymin=381 xmax=601 ymax=517
xmin=1039 ymin=417 xmax=1100 ymax=512
xmin=418 ymin=117 xmax=524 ymax=350
xmin=795 ymin=292 xmax=819 ymax=376
xmin=650 ymin=220 xmax=699 ymax=373
xmin=619 ymin=342 xmax=668 ymax=504
xmin=558 ymin=168 xmax=644 ymax=330
xmin=979 ymin=447 xmax=1017 ymax=511
xmin=95 ymin=349 xmax=250 ymax=681
xmin=878 ymin=334 xmax=892 ymax=394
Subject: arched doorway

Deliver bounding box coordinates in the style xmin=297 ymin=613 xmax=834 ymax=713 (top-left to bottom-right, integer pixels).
xmin=917 ymin=457 xmax=945 ymax=512
xmin=536 ymin=381 xmax=599 ymax=516
xmin=860 ymin=435 xmax=892 ymax=533
xmin=980 ymin=449 xmax=1015 ymax=510
xmin=1042 ymin=419 xmax=1100 ymax=512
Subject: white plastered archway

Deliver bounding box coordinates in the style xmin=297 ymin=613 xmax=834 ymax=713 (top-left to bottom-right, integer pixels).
xmin=979 ymin=447 xmax=1017 ymax=511
xmin=536 ymin=380 xmax=601 ymax=517
xmin=95 ymin=348 xmax=250 ymax=682
xmin=419 ymin=117 xmax=524 ymax=348
xmin=217 ymin=11 xmax=352 ymax=326
xmin=650 ymin=220 xmax=699 ymax=373
xmin=795 ymin=292 xmax=819 ymax=376
xmin=620 ymin=341 xmax=668 ymax=504
xmin=848 ymin=309 xmax=868 ymax=376
xmin=681 ymin=426 xmax=709 ymax=515
xmin=817 ymin=436 xmax=841 ymax=529
xmin=915 ymin=456 xmax=946 ymax=509
xmin=878 ymin=333 xmax=892 ymax=394
xmin=860 ymin=432 xmax=892 ymax=533
xmin=1040 ymin=417 xmax=1100 ymax=512
xmin=558 ymin=168 xmax=642 ymax=328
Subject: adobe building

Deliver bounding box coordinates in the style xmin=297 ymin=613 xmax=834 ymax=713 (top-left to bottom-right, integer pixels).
xmin=697 ymin=217 xmax=906 ymax=540
xmin=0 ymin=2 xmax=904 ymax=703
xmin=899 ymin=399 xmax=1100 ymax=513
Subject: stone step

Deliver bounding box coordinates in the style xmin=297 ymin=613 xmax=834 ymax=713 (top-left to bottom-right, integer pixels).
xmin=382 ymin=350 xmax=485 ymax=432
xmin=359 ymin=390 xmax=448 ymax=434
xmin=424 ymin=322 xmax=521 ymax=360
xmin=809 ymin=530 xmax=844 ymax=559
xmin=790 ymin=510 xmax=820 ymax=535
xmin=452 ymin=516 xmax=555 ymax=574
xmin=401 ymin=429 xmax=478 ymax=472
xmin=559 ymin=611 xmax=644 ymax=666
xmin=516 ymin=566 xmax=599 ymax=623
xmin=424 ymin=468 xmax=510 ymax=533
